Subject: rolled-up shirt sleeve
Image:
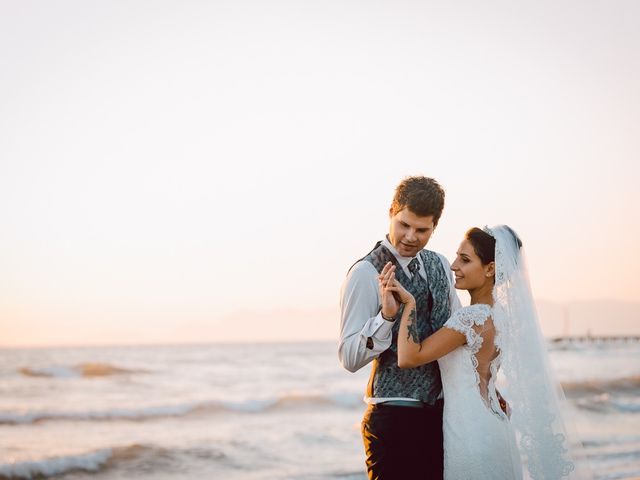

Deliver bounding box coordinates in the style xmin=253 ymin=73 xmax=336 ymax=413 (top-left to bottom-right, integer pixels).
xmin=338 ymin=261 xmax=395 ymax=373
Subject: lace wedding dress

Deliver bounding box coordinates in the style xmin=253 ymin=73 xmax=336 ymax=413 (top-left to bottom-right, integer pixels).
xmin=437 ymin=225 xmax=582 ymax=480
xmin=438 ymin=303 xmax=523 ymax=480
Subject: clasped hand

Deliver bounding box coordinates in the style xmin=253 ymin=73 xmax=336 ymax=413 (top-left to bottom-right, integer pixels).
xmin=378 ymin=262 xmax=416 ymax=319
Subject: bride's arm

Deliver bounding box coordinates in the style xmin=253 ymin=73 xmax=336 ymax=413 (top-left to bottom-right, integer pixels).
xmin=378 ymin=263 xmax=466 ymax=368
xmin=396 ymin=301 xmax=466 ymax=368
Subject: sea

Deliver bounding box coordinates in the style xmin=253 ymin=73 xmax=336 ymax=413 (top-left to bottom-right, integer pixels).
xmin=0 ymin=340 xmax=639 ymax=480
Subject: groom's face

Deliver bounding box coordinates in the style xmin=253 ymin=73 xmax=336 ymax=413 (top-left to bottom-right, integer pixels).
xmin=388 ymin=208 xmax=435 ymax=258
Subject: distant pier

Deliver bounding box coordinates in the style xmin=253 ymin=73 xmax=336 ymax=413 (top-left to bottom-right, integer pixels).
xmin=550 ymin=335 xmax=640 ymax=346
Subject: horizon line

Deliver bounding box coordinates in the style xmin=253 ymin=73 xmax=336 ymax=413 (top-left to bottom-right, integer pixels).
xmin=4 ymin=333 xmax=640 ymax=350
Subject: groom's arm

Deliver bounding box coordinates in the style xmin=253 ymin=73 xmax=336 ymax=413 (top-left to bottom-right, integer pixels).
xmin=339 ymin=261 xmax=395 ymax=373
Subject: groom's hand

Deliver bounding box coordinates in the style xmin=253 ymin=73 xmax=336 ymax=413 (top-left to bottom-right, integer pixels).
xmin=497 ymin=390 xmax=511 ymax=419
xmin=378 ymin=262 xmax=401 ymax=320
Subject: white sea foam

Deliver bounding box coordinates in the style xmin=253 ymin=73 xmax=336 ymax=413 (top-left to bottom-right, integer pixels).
xmin=0 ymin=392 xmax=361 ymax=425
xmin=220 ymin=398 xmax=278 ymax=412
xmin=0 ymin=444 xmax=231 ymax=479
xmin=0 ymin=448 xmax=112 ymax=479
xmin=611 ymin=399 xmax=640 ymax=414
xmin=0 ymin=404 xmax=196 ymax=425
xmin=328 ymin=392 xmax=363 ymax=409
xmin=18 ymin=363 xmax=144 ymax=378
xmin=575 ymin=393 xmax=640 ymax=414
xmin=562 ymin=375 xmax=640 ymax=396
xmin=18 ymin=366 xmax=79 ymax=378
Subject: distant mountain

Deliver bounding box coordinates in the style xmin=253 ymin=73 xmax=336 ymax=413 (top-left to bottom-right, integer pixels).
xmin=210 ymin=299 xmax=639 ymax=343
xmin=3 ymin=300 xmax=636 ymax=347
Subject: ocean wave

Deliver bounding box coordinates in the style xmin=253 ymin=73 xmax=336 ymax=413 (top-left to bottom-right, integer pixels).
xmin=0 ymin=404 xmax=196 ymax=425
xmin=561 ymin=375 xmax=640 ymax=396
xmin=3 ymin=379 xmax=639 ymax=426
xmin=583 ymin=435 xmax=640 ymax=448
xmin=19 ymin=362 xmax=145 ymax=378
xmin=0 ymin=444 xmax=226 ymax=479
xmin=0 ymin=447 xmax=113 ymax=479
xmin=0 ymin=393 xmax=362 ymax=425
xmin=193 ymin=392 xmax=359 ymax=414
xmin=586 ymin=445 xmax=640 ymax=462
xmin=575 ymin=393 xmax=640 ymax=414
xmin=595 ymin=468 xmax=640 ymax=480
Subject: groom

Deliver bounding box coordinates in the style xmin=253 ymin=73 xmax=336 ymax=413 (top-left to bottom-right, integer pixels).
xmin=339 ymin=176 xmax=460 ymax=480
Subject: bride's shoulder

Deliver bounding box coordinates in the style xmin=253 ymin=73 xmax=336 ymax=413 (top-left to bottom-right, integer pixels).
xmin=448 ymin=304 xmax=492 ymax=327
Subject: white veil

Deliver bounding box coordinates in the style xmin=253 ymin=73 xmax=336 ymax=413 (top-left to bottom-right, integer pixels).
xmin=486 ymin=225 xmax=590 ymax=479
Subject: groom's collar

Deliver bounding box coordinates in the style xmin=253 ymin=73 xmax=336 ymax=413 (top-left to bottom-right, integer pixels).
xmin=382 ymin=236 xmax=425 ymax=275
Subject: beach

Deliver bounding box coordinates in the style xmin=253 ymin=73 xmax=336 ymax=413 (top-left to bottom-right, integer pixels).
xmin=1 ymin=340 xmax=639 ymax=479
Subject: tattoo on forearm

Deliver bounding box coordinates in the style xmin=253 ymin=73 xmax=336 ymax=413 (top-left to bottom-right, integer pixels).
xmin=405 ymin=307 xmax=422 ymax=351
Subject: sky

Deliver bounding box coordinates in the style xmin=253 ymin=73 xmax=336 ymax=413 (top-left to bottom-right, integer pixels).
xmin=1 ymin=0 xmax=639 ymax=346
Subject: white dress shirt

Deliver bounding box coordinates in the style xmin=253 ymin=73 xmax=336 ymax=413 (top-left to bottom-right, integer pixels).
xmin=338 ymin=236 xmax=462 ymax=403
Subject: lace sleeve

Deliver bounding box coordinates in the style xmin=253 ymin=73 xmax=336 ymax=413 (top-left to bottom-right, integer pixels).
xmin=443 ymin=304 xmax=492 ymax=354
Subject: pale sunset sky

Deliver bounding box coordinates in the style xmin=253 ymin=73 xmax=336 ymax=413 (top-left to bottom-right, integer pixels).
xmin=1 ymin=0 xmax=638 ymax=347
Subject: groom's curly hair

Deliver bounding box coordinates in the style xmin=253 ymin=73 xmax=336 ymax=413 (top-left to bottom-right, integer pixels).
xmin=390 ymin=176 xmax=446 ymax=226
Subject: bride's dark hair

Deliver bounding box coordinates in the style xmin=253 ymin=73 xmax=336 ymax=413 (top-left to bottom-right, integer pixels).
xmin=465 ymin=228 xmax=496 ymax=265
xmin=503 ymin=225 xmax=523 ymax=251
xmin=466 ymin=226 xmax=524 ymax=266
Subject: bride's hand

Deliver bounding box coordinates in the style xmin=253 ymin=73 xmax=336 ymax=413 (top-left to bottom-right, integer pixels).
xmin=379 ymin=263 xmax=415 ymax=316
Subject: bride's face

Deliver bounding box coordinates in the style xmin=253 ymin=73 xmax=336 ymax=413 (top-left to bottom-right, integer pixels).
xmin=451 ymin=239 xmax=494 ymax=291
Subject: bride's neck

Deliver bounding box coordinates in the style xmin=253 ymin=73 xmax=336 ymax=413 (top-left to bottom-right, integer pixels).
xmin=468 ymin=283 xmax=494 ymax=306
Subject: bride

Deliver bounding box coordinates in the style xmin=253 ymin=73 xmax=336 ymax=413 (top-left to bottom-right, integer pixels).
xmin=379 ymin=225 xmax=582 ymax=479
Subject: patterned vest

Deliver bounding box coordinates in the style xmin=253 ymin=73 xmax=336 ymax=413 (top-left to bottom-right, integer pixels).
xmin=363 ymin=243 xmax=452 ymax=404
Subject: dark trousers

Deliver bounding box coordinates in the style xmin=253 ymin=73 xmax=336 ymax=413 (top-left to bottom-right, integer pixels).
xmin=361 ymin=401 xmax=444 ymax=480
